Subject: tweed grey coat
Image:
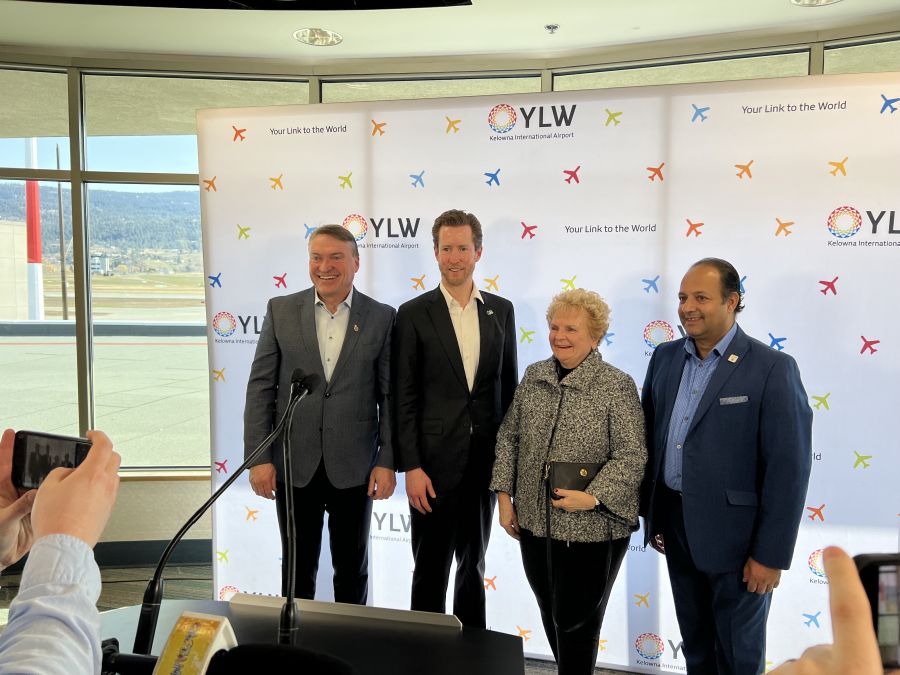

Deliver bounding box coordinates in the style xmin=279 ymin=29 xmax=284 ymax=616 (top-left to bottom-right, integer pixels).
xmin=490 ymin=350 xmax=647 ymax=543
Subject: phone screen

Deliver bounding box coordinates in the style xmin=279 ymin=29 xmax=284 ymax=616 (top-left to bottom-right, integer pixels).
xmin=12 ymin=431 xmax=91 ymax=490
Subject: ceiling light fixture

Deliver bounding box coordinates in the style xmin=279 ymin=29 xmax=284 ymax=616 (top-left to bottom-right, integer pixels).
xmin=544 ymin=24 xmax=559 ymax=35
xmin=293 ymin=28 xmax=343 ymax=47
xmin=789 ymin=0 xmax=844 ymax=6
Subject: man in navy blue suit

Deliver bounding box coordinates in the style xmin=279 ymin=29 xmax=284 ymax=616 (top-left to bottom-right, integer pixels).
xmin=641 ymin=258 xmax=812 ymax=675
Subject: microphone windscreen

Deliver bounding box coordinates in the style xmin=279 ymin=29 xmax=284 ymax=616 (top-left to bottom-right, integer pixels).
xmin=300 ymin=372 xmax=322 ymax=394
xmin=207 ymin=644 xmax=358 ymax=675
xmin=290 ymin=367 xmax=306 ymax=384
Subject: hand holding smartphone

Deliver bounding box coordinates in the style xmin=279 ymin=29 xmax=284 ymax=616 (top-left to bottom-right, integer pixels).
xmin=11 ymin=431 xmax=92 ymax=490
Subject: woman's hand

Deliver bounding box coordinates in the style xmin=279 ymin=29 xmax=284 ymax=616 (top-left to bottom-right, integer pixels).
xmin=551 ymin=488 xmax=597 ymax=512
xmin=497 ymin=492 xmax=520 ymax=540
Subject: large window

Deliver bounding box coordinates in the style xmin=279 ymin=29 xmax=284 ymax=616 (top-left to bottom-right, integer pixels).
xmin=322 ymin=75 xmax=542 ymax=103
xmin=0 ymin=68 xmax=69 ymax=170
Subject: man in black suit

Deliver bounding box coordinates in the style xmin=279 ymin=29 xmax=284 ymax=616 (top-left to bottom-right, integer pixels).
xmin=392 ymin=209 xmax=517 ymax=628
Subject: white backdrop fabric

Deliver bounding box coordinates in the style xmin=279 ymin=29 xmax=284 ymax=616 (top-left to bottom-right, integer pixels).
xmin=198 ymin=71 xmax=899 ymax=672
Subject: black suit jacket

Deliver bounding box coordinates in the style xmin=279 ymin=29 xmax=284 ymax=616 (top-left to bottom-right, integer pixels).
xmin=392 ymin=287 xmax=517 ymax=494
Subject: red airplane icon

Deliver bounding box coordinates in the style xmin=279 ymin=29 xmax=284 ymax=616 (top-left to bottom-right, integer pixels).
xmin=484 ymin=576 xmax=497 ymax=590
xmin=818 ymin=277 xmax=838 ymax=295
xmin=647 ymin=163 xmax=665 ymax=182
xmin=806 ymin=504 xmax=825 ymax=522
xmin=273 ymin=273 xmax=287 ymax=288
xmin=563 ymin=166 xmax=581 ymax=184
xmin=521 ymin=222 xmax=537 ymax=239
xmin=232 ymin=126 xmax=246 ymax=142
xmin=214 ymin=460 xmax=228 ymax=474
xmin=860 ymin=336 xmax=880 ymax=354
xmin=686 ymin=218 xmax=704 ymax=237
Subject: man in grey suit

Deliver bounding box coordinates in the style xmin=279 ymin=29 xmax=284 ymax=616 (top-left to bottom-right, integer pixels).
xmin=244 ymin=224 xmax=396 ymax=604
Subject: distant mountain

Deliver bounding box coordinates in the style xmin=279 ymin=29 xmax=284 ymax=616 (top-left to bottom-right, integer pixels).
xmin=0 ymin=183 xmax=201 ymax=255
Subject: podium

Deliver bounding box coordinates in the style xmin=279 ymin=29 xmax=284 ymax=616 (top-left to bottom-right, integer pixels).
xmin=101 ymin=595 xmax=525 ymax=675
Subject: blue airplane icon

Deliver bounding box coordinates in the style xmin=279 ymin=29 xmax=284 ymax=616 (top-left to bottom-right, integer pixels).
xmin=691 ymin=104 xmax=710 ymax=122
xmin=603 ymin=332 xmax=614 ymax=346
xmin=208 ymin=272 xmax=222 ymax=288
xmin=410 ymin=170 xmax=425 ymax=188
xmin=739 ymin=275 xmax=747 ymax=294
xmin=484 ymin=168 xmax=501 ymax=186
xmin=768 ymin=333 xmax=786 ymax=351
xmin=880 ymin=94 xmax=899 ymax=114
xmin=642 ymin=275 xmax=660 ymax=293
xmin=303 ymin=223 xmax=316 ymax=239
xmin=803 ymin=611 xmax=821 ymax=628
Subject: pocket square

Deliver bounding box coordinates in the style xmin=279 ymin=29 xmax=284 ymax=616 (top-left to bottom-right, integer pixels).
xmin=719 ymin=395 xmax=749 ymax=405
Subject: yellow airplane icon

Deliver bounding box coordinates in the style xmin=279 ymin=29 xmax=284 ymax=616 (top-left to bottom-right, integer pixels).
xmin=269 ymin=174 xmax=284 ymax=190
xmin=634 ymin=592 xmax=650 ymax=608
xmin=212 ymin=367 xmax=225 ymax=382
xmin=202 ymin=176 xmax=217 ymax=192
xmin=245 ymin=506 xmax=259 ymax=522
xmin=561 ymin=275 xmax=577 ymax=291
xmin=604 ymin=109 xmax=622 ymax=126
xmin=217 ymin=550 xmax=229 ymax=562
xmin=516 ymin=626 xmax=531 ymax=641
xmin=598 ymin=639 xmax=608 ymax=652
xmin=484 ymin=274 xmax=500 ymax=292
xmin=371 ymin=119 xmax=386 ymax=136
xmin=812 ymin=393 xmax=830 ymax=410
xmin=445 ymin=116 xmax=461 ymax=133
xmin=829 ymin=156 xmax=848 ymax=176
xmin=236 ymin=224 xmax=251 ymax=240
xmin=519 ymin=327 xmax=535 ymax=344
xmin=411 ymin=274 xmax=426 ymax=290
xmin=775 ymin=218 xmax=794 ymax=237
xmin=735 ymin=160 xmax=754 ymax=179
xmin=853 ymin=450 xmax=872 ymax=469
xmin=338 ymin=172 xmax=353 ymax=189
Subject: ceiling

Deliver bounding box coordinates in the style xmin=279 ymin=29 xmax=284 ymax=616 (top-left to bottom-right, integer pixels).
xmin=1 ymin=0 xmax=900 ymax=69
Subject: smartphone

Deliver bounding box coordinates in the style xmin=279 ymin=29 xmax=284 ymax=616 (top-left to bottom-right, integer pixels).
xmin=855 ymin=553 xmax=900 ymax=670
xmin=11 ymin=430 xmax=92 ymax=490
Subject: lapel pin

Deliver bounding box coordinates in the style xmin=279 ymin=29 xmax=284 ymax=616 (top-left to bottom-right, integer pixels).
xmin=486 ymin=309 xmax=494 ymax=316
xmin=728 ymin=354 xmax=738 ymax=363
xmin=353 ymin=324 xmax=359 ymax=332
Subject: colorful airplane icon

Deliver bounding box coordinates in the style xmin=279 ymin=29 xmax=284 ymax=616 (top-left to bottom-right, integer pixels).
xmin=484 ymin=275 xmax=500 ymax=292
xmin=245 ymin=506 xmax=259 ymax=522
xmin=410 ymin=170 xmax=425 ymax=188
xmin=860 ymin=336 xmax=880 ymax=354
xmin=232 ymin=126 xmax=246 ymax=142
xmin=445 ymin=116 xmax=461 ymax=133
xmin=519 ymin=327 xmax=535 ymax=344
xmin=214 ymin=459 xmax=228 ymax=473
xmin=598 ymin=639 xmax=608 ymax=652
xmin=411 ymin=274 xmax=426 ymax=291
xmin=304 ymin=224 xmax=316 ymax=239
xmin=853 ymin=450 xmax=872 ymax=469
xmin=881 ymin=94 xmax=900 ymax=114
xmin=768 ymin=333 xmax=786 ymax=351
xmin=686 ymin=218 xmax=704 ymax=237
xmin=212 ymin=367 xmax=225 ymax=382
xmin=561 ymin=275 xmax=577 ymax=291
xmin=371 ymin=119 xmax=386 ymax=136
xmin=740 ymin=275 xmax=747 ymax=294
xmin=803 ymin=611 xmax=822 ymax=628
xmin=338 ymin=172 xmax=353 ymax=189
xmin=217 ymin=550 xmax=229 ymax=562
xmin=646 ymin=163 xmax=665 ymax=182
xmin=634 ymin=592 xmax=650 ymax=608
xmin=806 ymin=504 xmax=825 ymax=522
xmin=819 ymin=276 xmax=838 ymax=295
xmin=202 ymin=176 xmax=217 ymax=192
xmin=484 ymin=168 xmax=501 ymax=186
xmin=603 ymin=332 xmax=614 ymax=346
xmin=208 ymin=272 xmax=222 ymax=288
xmin=269 ymin=174 xmax=284 ymax=190
xmin=642 ymin=275 xmax=660 ymax=293
xmin=484 ymin=576 xmax=497 ymax=590
xmin=521 ymin=222 xmax=537 ymax=239
xmin=516 ymin=626 xmax=531 ymax=641
xmin=564 ymin=166 xmax=581 ymax=184
xmin=273 ymin=273 xmax=287 ymax=289
xmin=829 ymin=157 xmax=848 ymax=176
xmin=236 ymin=224 xmax=250 ymax=240
xmin=775 ymin=218 xmax=794 ymax=237
xmin=691 ymin=104 xmax=710 ymax=122
xmin=812 ymin=393 xmax=831 ymax=411
xmin=605 ymin=109 xmax=622 ymax=126
xmin=735 ymin=160 xmax=754 ymax=179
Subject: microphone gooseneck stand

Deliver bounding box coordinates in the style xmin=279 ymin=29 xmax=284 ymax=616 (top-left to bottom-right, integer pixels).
xmin=278 ymin=375 xmax=304 ymax=645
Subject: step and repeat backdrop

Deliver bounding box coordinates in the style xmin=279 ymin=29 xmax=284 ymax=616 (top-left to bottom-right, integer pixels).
xmin=198 ymin=71 xmax=899 ymax=672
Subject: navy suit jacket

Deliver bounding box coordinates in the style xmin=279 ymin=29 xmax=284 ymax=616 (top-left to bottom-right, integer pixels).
xmin=640 ymin=324 xmax=812 ymax=573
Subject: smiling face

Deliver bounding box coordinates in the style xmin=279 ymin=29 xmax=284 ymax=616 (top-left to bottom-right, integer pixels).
xmin=678 ymin=264 xmax=738 ymax=353
xmin=548 ymin=306 xmax=599 ymax=370
xmin=308 ymin=233 xmax=358 ymax=308
xmin=435 ymin=224 xmax=482 ymax=291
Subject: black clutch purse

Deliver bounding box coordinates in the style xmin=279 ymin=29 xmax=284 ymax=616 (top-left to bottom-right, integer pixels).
xmin=548 ymin=461 xmax=601 ymax=499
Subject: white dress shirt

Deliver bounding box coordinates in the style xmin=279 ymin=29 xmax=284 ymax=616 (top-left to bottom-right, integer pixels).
xmin=315 ymin=288 xmax=353 ymax=383
xmin=439 ymin=282 xmax=482 ymax=392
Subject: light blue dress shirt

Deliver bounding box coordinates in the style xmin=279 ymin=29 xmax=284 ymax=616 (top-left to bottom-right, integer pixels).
xmin=663 ymin=323 xmax=738 ymax=491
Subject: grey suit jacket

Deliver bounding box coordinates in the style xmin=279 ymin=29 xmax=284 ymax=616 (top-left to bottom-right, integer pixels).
xmin=243 ymin=287 xmax=395 ymax=489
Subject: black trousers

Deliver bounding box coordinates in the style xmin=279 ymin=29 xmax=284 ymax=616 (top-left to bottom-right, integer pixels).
xmin=275 ymin=461 xmax=372 ymax=605
xmin=520 ymin=528 xmax=628 ymax=675
xmin=409 ymin=460 xmax=496 ymax=628
xmin=655 ymin=486 xmax=770 ymax=675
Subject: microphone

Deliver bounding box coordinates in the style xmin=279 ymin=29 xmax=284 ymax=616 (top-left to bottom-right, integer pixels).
xmin=130 ymin=368 xmax=318 ymax=656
